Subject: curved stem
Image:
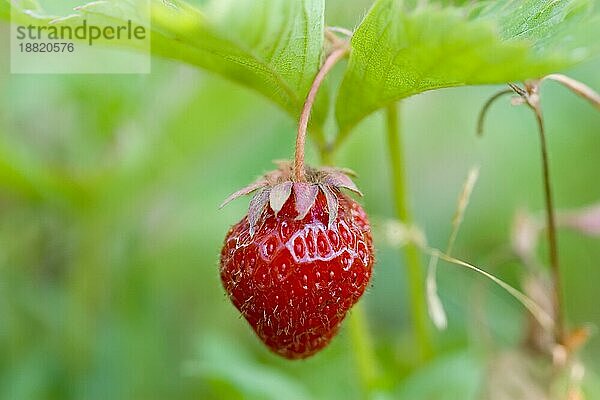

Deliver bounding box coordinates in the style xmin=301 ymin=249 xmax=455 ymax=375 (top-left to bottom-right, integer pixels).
xmin=532 ymin=106 xmax=565 ymax=343
xmin=543 ymin=74 xmax=600 ymax=111
xmin=477 ymin=88 xmax=514 ymax=136
xmin=386 ymin=103 xmax=433 ymax=362
xmin=425 ymin=248 xmax=555 ymax=332
xmin=295 ymin=44 xmax=349 ymax=181
xmin=478 ymin=82 xmax=567 ymax=343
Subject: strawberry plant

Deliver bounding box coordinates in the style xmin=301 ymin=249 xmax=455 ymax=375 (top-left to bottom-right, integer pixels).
xmin=2 ymin=0 xmax=600 ymax=398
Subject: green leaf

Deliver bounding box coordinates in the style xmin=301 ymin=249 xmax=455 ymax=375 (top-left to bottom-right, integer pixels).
xmin=335 ymin=0 xmax=599 ymax=137
xmin=4 ymin=0 xmax=327 ymax=133
xmin=151 ymin=0 xmax=327 ymax=126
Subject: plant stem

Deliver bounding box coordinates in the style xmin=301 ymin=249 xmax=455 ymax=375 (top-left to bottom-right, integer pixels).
xmin=476 ymin=89 xmax=514 ymax=137
xmin=478 ymin=81 xmax=568 ymax=343
xmin=295 ymin=44 xmax=349 ymax=181
xmin=532 ymin=106 xmax=565 ymax=343
xmin=348 ymin=303 xmax=380 ymax=397
xmin=386 ymin=102 xmax=433 ymax=362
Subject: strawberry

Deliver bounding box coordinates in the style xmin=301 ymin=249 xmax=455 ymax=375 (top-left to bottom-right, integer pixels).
xmin=219 ymin=161 xmax=374 ymax=359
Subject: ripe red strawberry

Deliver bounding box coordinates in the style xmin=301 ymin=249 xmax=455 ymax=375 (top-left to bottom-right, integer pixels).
xmin=219 ymin=162 xmax=374 ymax=359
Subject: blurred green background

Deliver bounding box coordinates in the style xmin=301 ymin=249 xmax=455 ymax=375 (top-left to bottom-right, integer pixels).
xmin=1 ymin=0 xmax=600 ymax=399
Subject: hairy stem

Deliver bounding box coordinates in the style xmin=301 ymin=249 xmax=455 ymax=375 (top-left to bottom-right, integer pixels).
xmin=386 ymin=103 xmax=433 ymax=361
xmin=532 ymin=106 xmax=565 ymax=343
xmin=295 ymin=44 xmax=349 ymax=181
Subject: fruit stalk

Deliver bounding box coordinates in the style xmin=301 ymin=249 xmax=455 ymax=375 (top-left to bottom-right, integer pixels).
xmin=386 ymin=103 xmax=433 ymax=361
xmin=295 ymin=43 xmax=349 ymax=181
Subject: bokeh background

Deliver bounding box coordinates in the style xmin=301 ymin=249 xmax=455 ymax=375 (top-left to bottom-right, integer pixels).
xmin=1 ymin=0 xmax=600 ymax=399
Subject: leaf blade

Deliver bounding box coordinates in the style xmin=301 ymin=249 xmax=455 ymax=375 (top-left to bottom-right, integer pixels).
xmin=335 ymin=0 xmax=599 ymax=136
xmin=5 ymin=0 xmax=327 ymax=128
